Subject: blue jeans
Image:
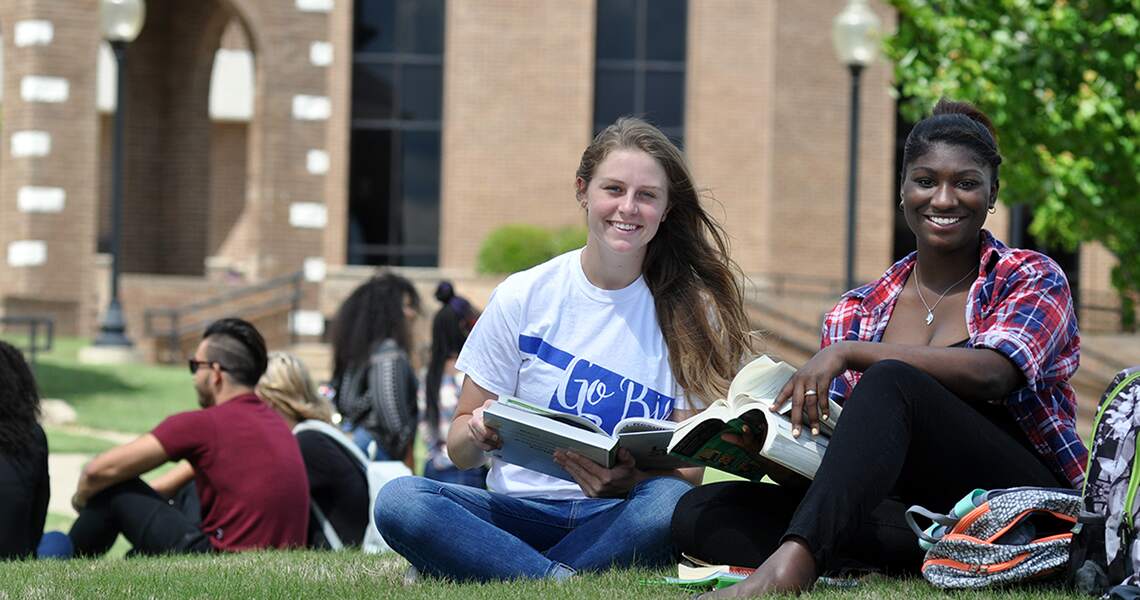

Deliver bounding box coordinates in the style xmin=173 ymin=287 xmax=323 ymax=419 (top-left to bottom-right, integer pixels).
xmin=375 ymin=475 xmax=693 ymax=582
xmin=342 ymin=423 xmax=392 ymax=461
xmin=422 ymin=460 xmax=488 ymax=489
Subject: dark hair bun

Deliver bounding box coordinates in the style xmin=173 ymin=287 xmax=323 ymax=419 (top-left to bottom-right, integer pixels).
xmin=932 ymin=97 xmax=997 ymax=140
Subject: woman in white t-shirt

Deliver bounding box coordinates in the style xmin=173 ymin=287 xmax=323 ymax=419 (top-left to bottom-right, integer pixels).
xmin=374 ymin=117 xmax=752 ymax=582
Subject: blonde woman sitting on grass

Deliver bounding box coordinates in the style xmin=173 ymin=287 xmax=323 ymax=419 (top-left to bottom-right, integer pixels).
xmin=258 ymin=351 xmax=372 ymax=549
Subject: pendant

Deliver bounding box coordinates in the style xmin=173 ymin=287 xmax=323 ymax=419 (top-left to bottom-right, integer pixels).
xmin=924 ymin=311 xmax=934 ymax=326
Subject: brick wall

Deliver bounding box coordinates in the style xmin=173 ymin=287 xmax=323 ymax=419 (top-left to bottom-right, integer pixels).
xmin=0 ymin=3 xmax=100 ymax=334
xmin=437 ymin=0 xmax=596 ymax=269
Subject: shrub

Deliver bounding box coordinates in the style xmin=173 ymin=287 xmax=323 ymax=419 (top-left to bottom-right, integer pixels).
xmin=476 ymin=224 xmax=588 ymax=274
xmin=549 ymin=226 xmax=588 ymax=255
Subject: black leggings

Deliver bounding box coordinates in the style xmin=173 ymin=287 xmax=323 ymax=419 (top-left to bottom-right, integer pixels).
xmin=671 ymin=360 xmax=1067 ymax=574
xmin=69 ymin=478 xmax=211 ymax=557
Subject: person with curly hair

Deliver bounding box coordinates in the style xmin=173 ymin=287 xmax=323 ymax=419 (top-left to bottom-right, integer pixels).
xmin=0 ymin=341 xmax=49 ymax=560
xmin=329 ymin=272 xmax=421 ymax=469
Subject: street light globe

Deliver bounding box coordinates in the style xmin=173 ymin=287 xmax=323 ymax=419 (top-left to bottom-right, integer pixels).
xmin=832 ymin=0 xmax=881 ymax=67
xmin=100 ymin=0 xmax=146 ymax=43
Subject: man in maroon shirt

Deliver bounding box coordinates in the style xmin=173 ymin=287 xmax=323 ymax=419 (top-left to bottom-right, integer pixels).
xmin=67 ymin=318 xmax=309 ymax=555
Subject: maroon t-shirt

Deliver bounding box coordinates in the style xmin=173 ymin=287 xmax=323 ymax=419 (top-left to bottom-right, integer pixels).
xmin=152 ymin=393 xmax=309 ymax=551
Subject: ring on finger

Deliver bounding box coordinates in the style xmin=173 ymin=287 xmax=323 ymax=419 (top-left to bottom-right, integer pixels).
xmin=803 ymin=389 xmax=818 ymax=396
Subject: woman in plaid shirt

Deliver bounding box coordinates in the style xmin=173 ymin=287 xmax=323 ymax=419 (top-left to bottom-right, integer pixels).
xmin=673 ymin=99 xmax=1086 ymax=597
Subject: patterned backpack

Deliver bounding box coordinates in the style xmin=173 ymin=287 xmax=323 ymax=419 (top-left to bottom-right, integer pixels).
xmin=1070 ymin=367 xmax=1140 ymax=595
xmin=905 ymin=487 xmax=1082 ymax=589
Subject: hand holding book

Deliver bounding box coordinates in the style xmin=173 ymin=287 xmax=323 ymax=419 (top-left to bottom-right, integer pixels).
xmin=666 ymin=355 xmax=843 ymax=481
xmin=468 ymin=398 xmax=503 ymax=452
xmin=553 ymin=447 xmax=642 ymax=498
xmin=769 ymin=343 xmax=847 ymax=437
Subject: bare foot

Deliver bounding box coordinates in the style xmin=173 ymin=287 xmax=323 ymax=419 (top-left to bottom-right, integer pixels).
xmin=699 ymin=539 xmax=817 ymax=598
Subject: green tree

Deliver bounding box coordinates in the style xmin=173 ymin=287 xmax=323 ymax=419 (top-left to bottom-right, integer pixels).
xmin=885 ymin=0 xmax=1140 ymax=321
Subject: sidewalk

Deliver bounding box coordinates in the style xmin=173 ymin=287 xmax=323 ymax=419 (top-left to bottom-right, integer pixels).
xmin=46 ymin=425 xmax=138 ymax=519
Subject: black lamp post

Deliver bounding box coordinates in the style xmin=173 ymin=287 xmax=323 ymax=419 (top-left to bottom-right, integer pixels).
xmin=832 ymin=0 xmax=881 ymax=292
xmin=94 ymin=0 xmax=145 ymax=348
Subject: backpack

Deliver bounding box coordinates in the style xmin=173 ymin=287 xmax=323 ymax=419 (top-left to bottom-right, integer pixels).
xmin=905 ymin=486 xmax=1082 ymax=589
xmin=292 ymin=420 xmax=412 ymax=554
xmin=1069 ymin=367 xmax=1140 ymax=595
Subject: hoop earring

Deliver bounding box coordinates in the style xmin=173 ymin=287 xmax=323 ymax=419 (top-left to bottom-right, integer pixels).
xmin=898 ymin=200 xmax=904 ymax=211
xmin=988 ymin=205 xmax=997 ymax=214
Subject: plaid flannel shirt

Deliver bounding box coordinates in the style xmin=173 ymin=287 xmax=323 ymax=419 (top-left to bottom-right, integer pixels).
xmin=821 ymin=230 xmax=1086 ymax=488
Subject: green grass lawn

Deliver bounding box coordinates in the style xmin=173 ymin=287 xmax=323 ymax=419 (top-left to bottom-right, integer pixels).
xmin=26 ymin=338 xmax=195 ymax=434
xmin=0 ymin=551 xmax=1081 ymax=599
xmin=8 ymin=338 xmax=1085 ymax=598
xmin=44 ymin=426 xmax=117 ymax=454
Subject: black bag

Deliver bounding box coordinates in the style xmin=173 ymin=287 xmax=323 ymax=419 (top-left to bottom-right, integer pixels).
xmin=1069 ymin=367 xmax=1140 ymax=596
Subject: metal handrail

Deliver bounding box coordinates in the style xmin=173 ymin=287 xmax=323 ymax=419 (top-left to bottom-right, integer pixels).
xmin=143 ymin=271 xmax=304 ymax=362
xmin=0 ymin=315 xmax=54 ymax=369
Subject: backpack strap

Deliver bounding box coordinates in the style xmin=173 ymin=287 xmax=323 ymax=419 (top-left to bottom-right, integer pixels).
xmin=293 ymin=420 xmax=371 ymax=549
xmin=310 ymin=500 xmax=345 ymax=550
xmin=905 ymin=504 xmax=961 ymax=546
xmin=293 ymin=419 xmax=371 ymax=474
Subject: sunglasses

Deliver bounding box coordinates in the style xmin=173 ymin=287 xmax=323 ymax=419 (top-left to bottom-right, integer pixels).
xmin=188 ymin=359 xmax=227 ymax=375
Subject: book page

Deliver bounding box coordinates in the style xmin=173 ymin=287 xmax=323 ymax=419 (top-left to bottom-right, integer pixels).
xmin=617 ymin=429 xmax=689 ymax=470
xmin=759 ymin=411 xmax=827 ymax=479
xmin=726 ymin=356 xmax=843 ymax=435
xmin=726 ymin=356 xmax=797 ymax=412
xmin=498 ymin=395 xmax=607 ymax=435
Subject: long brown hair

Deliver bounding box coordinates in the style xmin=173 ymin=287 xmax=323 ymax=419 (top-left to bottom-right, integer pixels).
xmin=575 ymin=117 xmax=752 ymax=405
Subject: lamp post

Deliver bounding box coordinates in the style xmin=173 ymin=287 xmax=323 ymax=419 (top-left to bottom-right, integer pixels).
xmin=93 ymin=0 xmax=145 ymax=348
xmin=832 ymin=0 xmax=881 ymax=292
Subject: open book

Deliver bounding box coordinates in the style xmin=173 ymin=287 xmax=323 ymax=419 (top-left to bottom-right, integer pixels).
xmin=667 ymin=355 xmax=843 ymax=481
xmin=659 ymin=554 xmax=755 ymax=590
xmin=482 ymin=396 xmax=687 ymax=481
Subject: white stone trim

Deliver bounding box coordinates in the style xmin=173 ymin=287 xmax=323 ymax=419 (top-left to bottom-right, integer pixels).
xmin=209 ymin=49 xmax=254 ymax=122
xmin=309 ymin=41 xmax=333 ymax=66
xmin=292 ymin=95 xmax=330 ymax=121
xmin=290 ymin=310 xmax=325 ymax=336
xmin=14 ymin=20 xmax=53 ymax=47
xmin=296 ymin=0 xmax=334 ymax=13
xmin=7 ymin=240 xmax=47 ymax=267
xmin=306 ymin=149 xmax=330 ymax=175
xmin=97 ymin=43 xmax=116 ymax=113
xmin=11 ymin=131 xmax=51 ymax=157
xmin=289 ymin=203 xmax=328 ymax=229
xmin=21 ymin=76 xmax=69 ymax=103
xmin=17 ymin=186 xmax=65 ymax=213
xmin=303 ymin=257 xmax=327 ymax=282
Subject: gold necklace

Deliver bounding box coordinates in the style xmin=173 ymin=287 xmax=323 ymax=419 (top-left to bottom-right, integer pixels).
xmin=913 ymin=265 xmax=976 ymax=326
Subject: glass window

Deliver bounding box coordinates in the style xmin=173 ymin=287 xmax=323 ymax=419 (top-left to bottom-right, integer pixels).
xmin=399 ymin=64 xmax=443 ymax=121
xmin=644 ymin=70 xmax=684 ymax=129
xmin=645 ymin=0 xmax=686 ymax=61
xmin=351 ymin=63 xmax=396 ymax=120
xmin=594 ymin=0 xmax=687 ymax=144
xmin=397 ymin=0 xmax=445 ymax=55
xmin=401 ymin=132 xmax=441 ymax=266
xmin=354 ymin=1 xmax=396 ymax=54
xmin=596 ymin=0 xmax=636 ymax=60
xmin=594 ymin=67 xmax=636 ymax=131
xmin=349 ymin=0 xmax=445 ymax=266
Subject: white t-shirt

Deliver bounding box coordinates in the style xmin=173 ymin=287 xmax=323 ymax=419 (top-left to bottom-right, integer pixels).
xmin=456 ymin=249 xmax=686 ymax=500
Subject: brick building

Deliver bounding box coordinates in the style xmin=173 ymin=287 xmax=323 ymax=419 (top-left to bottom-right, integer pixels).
xmin=0 ymin=0 xmax=1124 ymax=343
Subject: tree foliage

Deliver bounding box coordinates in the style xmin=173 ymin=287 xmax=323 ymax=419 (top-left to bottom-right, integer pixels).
xmin=885 ymin=0 xmax=1140 ymax=306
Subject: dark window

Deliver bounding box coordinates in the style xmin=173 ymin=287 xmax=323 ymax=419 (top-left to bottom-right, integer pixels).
xmin=349 ymin=0 xmax=444 ymax=267
xmin=593 ymin=0 xmax=687 ymax=144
